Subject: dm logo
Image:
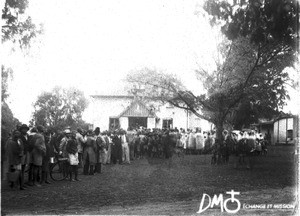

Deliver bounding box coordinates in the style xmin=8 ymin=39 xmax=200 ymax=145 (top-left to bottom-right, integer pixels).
xmin=197 ymin=190 xmax=241 ymax=214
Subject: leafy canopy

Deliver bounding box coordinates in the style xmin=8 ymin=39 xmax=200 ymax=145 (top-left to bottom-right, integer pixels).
xmin=32 ymin=87 xmax=89 ymax=131
xmin=2 ymin=0 xmax=43 ymax=49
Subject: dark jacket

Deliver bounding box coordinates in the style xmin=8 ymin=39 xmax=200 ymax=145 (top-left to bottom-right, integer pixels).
xmin=19 ymin=134 xmax=30 ymax=154
xmin=66 ymin=139 xmax=78 ymax=155
xmin=6 ymin=138 xmax=22 ymax=165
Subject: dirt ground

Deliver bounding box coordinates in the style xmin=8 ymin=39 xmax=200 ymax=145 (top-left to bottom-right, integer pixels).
xmin=1 ymin=145 xmax=298 ymax=215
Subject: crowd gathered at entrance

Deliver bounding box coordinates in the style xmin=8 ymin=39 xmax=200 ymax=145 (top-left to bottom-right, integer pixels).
xmin=3 ymin=123 xmax=270 ymax=190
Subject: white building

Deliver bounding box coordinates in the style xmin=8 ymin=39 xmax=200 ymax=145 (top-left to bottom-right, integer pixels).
xmin=273 ymin=115 xmax=299 ymax=145
xmin=84 ymin=94 xmax=213 ymax=131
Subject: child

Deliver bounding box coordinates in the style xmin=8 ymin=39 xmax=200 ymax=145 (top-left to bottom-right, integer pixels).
xmin=66 ymin=137 xmax=79 ymax=181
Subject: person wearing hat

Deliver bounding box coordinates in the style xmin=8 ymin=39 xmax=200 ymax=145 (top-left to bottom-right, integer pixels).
xmin=59 ymin=128 xmax=73 ymax=158
xmin=18 ymin=124 xmax=30 ymax=188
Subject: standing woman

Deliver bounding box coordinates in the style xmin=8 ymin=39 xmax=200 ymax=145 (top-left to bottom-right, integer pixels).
xmin=6 ymin=130 xmax=24 ymax=190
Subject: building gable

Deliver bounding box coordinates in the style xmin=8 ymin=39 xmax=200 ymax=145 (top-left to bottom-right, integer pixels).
xmin=118 ymin=100 xmax=156 ymax=118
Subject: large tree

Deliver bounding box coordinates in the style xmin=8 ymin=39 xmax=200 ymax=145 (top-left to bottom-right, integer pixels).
xmin=2 ymin=0 xmax=43 ymax=144
xmin=2 ymin=0 xmax=43 ymax=49
xmin=127 ymin=0 xmax=298 ymax=140
xmin=31 ymin=87 xmax=89 ymax=131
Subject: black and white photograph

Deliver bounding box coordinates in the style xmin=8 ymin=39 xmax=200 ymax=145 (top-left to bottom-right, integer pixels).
xmin=1 ymin=0 xmax=299 ymax=215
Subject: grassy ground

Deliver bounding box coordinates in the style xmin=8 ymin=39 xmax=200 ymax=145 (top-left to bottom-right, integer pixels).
xmin=1 ymin=145 xmax=298 ymax=215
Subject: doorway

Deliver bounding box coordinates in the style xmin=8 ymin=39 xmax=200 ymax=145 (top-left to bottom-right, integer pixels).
xmin=128 ymin=117 xmax=147 ymax=130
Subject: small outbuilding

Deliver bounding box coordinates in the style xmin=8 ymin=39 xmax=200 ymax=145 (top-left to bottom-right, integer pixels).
xmin=273 ymin=114 xmax=299 ymax=145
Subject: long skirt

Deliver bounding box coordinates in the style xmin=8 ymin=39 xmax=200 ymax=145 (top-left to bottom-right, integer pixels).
xmin=99 ymin=150 xmax=107 ymax=164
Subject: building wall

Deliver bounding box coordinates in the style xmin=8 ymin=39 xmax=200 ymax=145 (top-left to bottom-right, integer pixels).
xmin=84 ymin=96 xmax=214 ymax=131
xmin=273 ymin=117 xmax=294 ymax=144
xmin=154 ymin=104 xmax=188 ymax=130
xmin=188 ymin=113 xmax=212 ymax=131
xmin=147 ymin=117 xmax=156 ymax=129
xmin=84 ymin=97 xmax=132 ymax=131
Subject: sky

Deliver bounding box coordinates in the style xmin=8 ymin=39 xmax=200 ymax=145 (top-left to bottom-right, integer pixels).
xmin=2 ymin=0 xmax=299 ymax=123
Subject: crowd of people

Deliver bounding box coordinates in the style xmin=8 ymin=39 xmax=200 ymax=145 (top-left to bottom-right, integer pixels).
xmin=3 ymin=123 xmax=270 ymax=190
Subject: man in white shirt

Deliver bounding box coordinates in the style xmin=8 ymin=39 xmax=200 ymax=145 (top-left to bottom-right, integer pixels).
xmin=120 ymin=129 xmax=130 ymax=164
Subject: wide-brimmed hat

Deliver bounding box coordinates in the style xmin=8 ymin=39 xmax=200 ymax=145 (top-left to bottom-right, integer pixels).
xmin=19 ymin=124 xmax=29 ymax=131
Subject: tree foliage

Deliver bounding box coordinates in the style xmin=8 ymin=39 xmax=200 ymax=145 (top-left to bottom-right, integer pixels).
xmin=1 ymin=66 xmax=13 ymax=102
xmin=203 ymin=0 xmax=298 ymax=50
xmin=32 ymin=87 xmax=89 ymax=131
xmin=127 ymin=0 xmax=297 ymax=138
xmin=2 ymin=0 xmax=43 ymax=144
xmin=2 ymin=0 xmax=43 ymax=49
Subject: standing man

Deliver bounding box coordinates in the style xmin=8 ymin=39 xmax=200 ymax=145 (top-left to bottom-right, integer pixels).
xmin=32 ymin=125 xmax=46 ymax=187
xmin=83 ymin=130 xmax=97 ymax=175
xmin=59 ymin=128 xmax=73 ymax=179
xmin=120 ymin=129 xmax=130 ymax=164
xmin=26 ymin=127 xmax=37 ymax=186
xmin=76 ymin=128 xmax=85 ymax=168
xmin=105 ymin=131 xmax=112 ymax=164
xmin=40 ymin=130 xmax=52 ymax=185
xmin=59 ymin=128 xmax=73 ymax=158
xmin=112 ymin=130 xmax=122 ymax=164
xmin=18 ymin=124 xmax=30 ymax=188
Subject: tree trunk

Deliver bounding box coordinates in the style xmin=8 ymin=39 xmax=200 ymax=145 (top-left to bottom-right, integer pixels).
xmin=215 ymin=121 xmax=224 ymax=143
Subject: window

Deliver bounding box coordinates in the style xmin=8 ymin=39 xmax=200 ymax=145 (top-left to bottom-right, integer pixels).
xmin=163 ymin=119 xmax=173 ymax=129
